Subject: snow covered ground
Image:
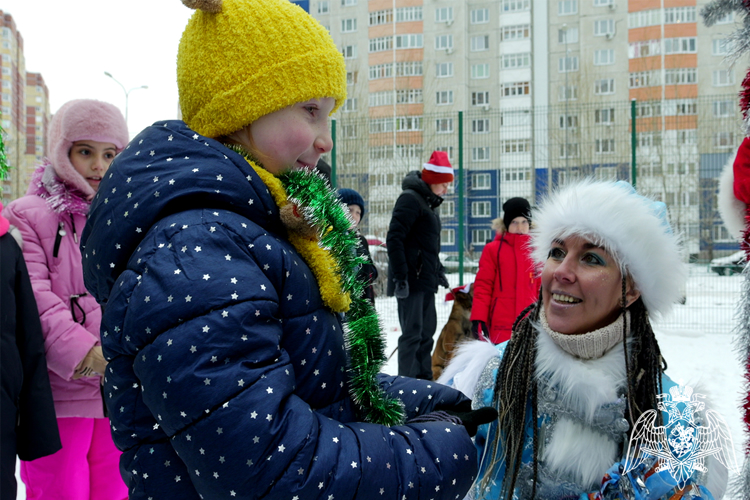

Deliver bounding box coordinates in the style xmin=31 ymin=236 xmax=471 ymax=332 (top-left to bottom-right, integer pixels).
xmin=14 ymin=265 xmax=748 ymax=498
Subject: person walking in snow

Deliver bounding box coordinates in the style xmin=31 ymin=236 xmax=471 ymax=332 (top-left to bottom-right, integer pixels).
xmin=470 ymin=197 xmax=540 ymax=344
xmin=386 ymin=150 xmax=452 ymax=380
xmin=79 ymin=1 xmax=495 ymax=499
xmin=3 ymin=99 xmax=129 ymax=500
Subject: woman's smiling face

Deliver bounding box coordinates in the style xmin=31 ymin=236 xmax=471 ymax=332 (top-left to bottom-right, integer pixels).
xmin=541 ymin=235 xmax=639 ymax=335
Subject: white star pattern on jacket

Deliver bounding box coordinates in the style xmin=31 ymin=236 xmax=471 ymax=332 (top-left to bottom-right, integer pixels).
xmin=80 ymin=120 xmax=478 ymax=500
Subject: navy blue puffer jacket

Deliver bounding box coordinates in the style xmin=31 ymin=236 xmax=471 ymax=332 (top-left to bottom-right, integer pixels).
xmin=81 ymin=121 xmax=478 ymax=500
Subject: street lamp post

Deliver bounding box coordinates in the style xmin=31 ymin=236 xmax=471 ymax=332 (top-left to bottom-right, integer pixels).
xmin=104 ymin=71 xmax=148 ymax=126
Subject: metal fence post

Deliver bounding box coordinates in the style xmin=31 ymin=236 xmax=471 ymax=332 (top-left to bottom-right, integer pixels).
xmin=331 ymin=118 xmax=337 ymax=188
xmin=458 ymin=111 xmax=464 ymax=286
xmin=631 ymin=99 xmax=636 ymax=188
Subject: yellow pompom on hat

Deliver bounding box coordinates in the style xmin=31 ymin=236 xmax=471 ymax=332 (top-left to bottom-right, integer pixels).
xmin=177 ymin=0 xmax=347 ymax=138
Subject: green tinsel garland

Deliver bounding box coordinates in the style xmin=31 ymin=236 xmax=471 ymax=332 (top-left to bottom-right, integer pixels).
xmin=0 ymin=127 xmax=8 ymax=181
xmin=280 ymin=169 xmax=406 ymax=426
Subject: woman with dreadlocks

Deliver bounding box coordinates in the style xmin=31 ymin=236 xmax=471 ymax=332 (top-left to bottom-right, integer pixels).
xmin=440 ymin=180 xmax=729 ymax=500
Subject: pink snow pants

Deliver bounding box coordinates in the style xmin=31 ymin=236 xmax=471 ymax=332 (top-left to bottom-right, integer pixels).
xmin=20 ymin=417 xmax=127 ymax=500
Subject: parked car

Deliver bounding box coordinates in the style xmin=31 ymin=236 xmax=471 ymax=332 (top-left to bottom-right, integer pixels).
xmin=440 ymin=253 xmax=479 ymax=273
xmin=368 ymin=243 xmax=389 ymax=297
xmin=710 ymin=250 xmax=747 ymax=276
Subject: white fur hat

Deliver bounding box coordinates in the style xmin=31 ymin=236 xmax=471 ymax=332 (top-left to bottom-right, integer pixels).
xmin=530 ymin=180 xmax=687 ymax=318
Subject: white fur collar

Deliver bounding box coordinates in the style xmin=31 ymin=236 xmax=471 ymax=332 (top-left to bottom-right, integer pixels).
xmin=535 ymin=322 xmax=628 ymax=488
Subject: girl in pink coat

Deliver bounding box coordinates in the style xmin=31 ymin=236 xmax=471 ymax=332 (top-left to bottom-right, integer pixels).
xmin=3 ymin=99 xmax=129 ymax=500
xmin=470 ymin=197 xmax=540 ymax=344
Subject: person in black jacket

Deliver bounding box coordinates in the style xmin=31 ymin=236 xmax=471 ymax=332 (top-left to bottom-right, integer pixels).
xmin=0 ymin=202 xmax=61 ymax=499
xmin=338 ymin=188 xmax=378 ymax=305
xmin=387 ymin=151 xmax=452 ymax=379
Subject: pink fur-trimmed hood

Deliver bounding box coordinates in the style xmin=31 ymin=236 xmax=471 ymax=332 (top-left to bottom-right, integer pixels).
xmin=27 ymin=160 xmax=91 ymax=216
xmin=47 ymin=99 xmax=128 ymax=200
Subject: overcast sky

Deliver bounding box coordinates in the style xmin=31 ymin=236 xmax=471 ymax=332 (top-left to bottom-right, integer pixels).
xmin=4 ymin=0 xmax=193 ymax=138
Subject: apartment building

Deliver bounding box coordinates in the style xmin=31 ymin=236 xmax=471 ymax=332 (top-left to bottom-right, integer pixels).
xmin=0 ymin=10 xmax=50 ymax=206
xmin=311 ymin=0 xmax=741 ymax=258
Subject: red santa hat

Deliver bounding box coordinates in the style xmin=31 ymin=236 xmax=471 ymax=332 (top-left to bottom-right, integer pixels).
xmin=718 ymin=137 xmax=750 ymax=242
xmin=445 ymin=282 xmax=472 ymax=302
xmin=421 ymin=151 xmax=454 ymax=185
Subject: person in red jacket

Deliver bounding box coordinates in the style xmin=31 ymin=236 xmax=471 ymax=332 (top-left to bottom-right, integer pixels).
xmin=470 ymin=197 xmax=540 ymax=344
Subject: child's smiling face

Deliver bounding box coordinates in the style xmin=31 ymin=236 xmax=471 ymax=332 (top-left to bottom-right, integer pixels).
xmin=246 ymin=98 xmax=335 ymax=174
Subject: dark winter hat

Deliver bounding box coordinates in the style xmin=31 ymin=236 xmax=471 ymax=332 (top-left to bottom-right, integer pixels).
xmin=502 ymin=197 xmax=531 ymax=229
xmin=338 ymin=188 xmax=365 ymax=217
xmin=421 ymin=151 xmax=454 ymax=184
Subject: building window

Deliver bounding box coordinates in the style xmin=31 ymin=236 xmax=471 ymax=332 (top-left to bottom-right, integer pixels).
xmin=595 ymin=139 xmax=616 ymax=154
xmin=436 ymin=118 xmax=454 ymax=133
xmin=713 ymin=69 xmax=735 ymax=86
xmin=342 ymin=98 xmax=357 ymax=112
xmin=594 ymin=0 xmax=613 ymax=5
xmin=559 ymin=115 xmax=578 ymax=129
xmin=501 ymin=139 xmax=531 ymax=153
xmin=341 ymin=0 xmax=356 ymax=6
xmin=395 ymin=34 xmax=423 ymax=49
xmin=435 ymin=7 xmax=453 ymax=23
xmin=597 ymin=166 xmax=617 ymax=180
xmin=713 ymin=39 xmax=732 ymax=56
xmin=664 ymin=37 xmax=696 ymax=54
xmin=341 ymin=45 xmax=357 ymax=59
xmin=396 ymin=116 xmax=423 ymax=131
xmin=396 ymin=6 xmax=423 ymax=22
xmin=395 ymin=89 xmax=422 ymax=104
xmin=676 ymin=130 xmax=697 ymax=145
xmin=369 ymin=9 xmax=392 ymax=26
xmin=471 ymin=64 xmax=490 ymax=79
xmin=594 ymin=19 xmax=614 ymax=36
xmin=558 ymin=27 xmax=578 ymax=44
xmin=502 ymin=53 xmax=531 ymax=69
xmin=369 ymin=37 xmax=393 ymax=53
xmin=436 ymin=62 xmax=453 ymax=77
xmin=440 ymin=201 xmax=455 ymax=217
xmin=595 ymin=108 xmax=615 ymax=124
xmin=558 ymin=0 xmax=578 ymax=15
xmin=436 ymin=146 xmax=454 ymax=160
xmin=664 ymin=6 xmax=696 ymax=24
xmin=594 ymin=78 xmax=615 ymax=95
xmin=346 ymin=71 xmax=357 ymax=85
xmin=504 ymin=168 xmax=531 ymax=181
xmin=502 ymin=0 xmax=530 ymax=12
xmin=629 ymin=71 xmax=660 ymax=88
xmin=472 ymin=119 xmax=490 ymax=133
xmin=317 ymin=1 xmax=329 ymax=13
xmin=558 ymin=56 xmax=579 ymax=72
xmin=441 ymin=229 xmax=455 ymax=246
xmin=435 ymin=34 xmax=453 ymax=50
xmin=558 ymin=85 xmax=578 ymax=101
xmin=594 ymin=49 xmax=615 ymax=65
xmin=471 ymin=8 xmax=489 ymax=23
xmin=473 ymin=229 xmax=494 ymax=245
xmin=436 ymin=90 xmax=454 ymax=105
xmin=473 ymin=172 xmax=492 ymax=189
xmin=472 ymin=201 xmax=492 ymax=217
xmin=559 ymin=143 xmax=579 ymax=158
xmin=628 ymin=39 xmax=661 ymax=59
xmin=501 ymin=25 xmax=530 ymax=41
xmin=714 ymin=132 xmax=735 ymax=148
xmin=502 ymin=82 xmax=530 ymax=97
xmin=715 ymin=12 xmax=734 ymax=24
xmin=341 ymin=18 xmax=357 ymax=33
xmin=713 ymin=100 xmax=734 ymax=117
xmin=472 ymin=147 xmax=491 ymax=162
xmin=472 ymin=91 xmax=490 ymax=106
xmin=665 ymin=68 xmax=697 ymax=85
xmin=471 ymin=35 xmax=490 ymax=52
xmin=341 ymin=124 xmax=357 ymax=138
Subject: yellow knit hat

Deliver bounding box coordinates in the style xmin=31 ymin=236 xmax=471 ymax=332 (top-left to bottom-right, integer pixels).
xmin=177 ymin=0 xmax=347 ymax=138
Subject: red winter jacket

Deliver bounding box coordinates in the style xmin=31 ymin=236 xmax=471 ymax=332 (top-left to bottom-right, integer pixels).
xmin=470 ymin=231 xmax=540 ymax=344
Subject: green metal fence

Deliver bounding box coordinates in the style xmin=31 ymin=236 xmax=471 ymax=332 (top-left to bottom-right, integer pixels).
xmin=327 ymin=94 xmax=743 ymax=333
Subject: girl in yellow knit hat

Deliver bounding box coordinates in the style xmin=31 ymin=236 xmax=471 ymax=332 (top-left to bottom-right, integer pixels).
xmin=79 ymin=1 xmax=494 ymax=499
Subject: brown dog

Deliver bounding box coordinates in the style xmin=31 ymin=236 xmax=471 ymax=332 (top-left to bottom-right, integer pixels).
xmin=431 ymin=284 xmax=474 ymax=380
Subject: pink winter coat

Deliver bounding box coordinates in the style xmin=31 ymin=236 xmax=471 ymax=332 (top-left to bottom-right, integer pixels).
xmin=3 ymin=162 xmax=104 ymax=418
xmin=470 ymin=231 xmax=540 ymax=344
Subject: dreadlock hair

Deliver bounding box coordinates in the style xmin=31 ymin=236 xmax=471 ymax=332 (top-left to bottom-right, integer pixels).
xmin=481 ymin=281 xmax=666 ymax=500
